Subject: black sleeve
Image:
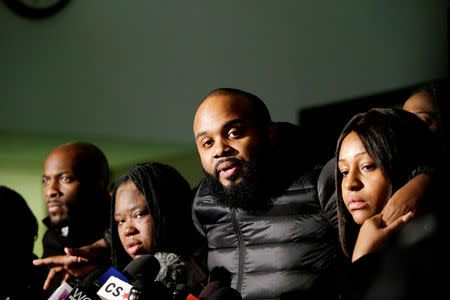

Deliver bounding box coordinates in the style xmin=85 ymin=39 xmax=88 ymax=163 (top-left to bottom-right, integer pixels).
xmin=317 ymin=158 xmax=338 ymax=230
xmin=192 ymin=200 xmax=207 ymax=238
xmin=409 ymin=164 xmax=438 ymax=180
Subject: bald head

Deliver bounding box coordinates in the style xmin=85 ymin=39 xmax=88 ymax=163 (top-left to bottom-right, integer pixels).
xmin=194 ymin=89 xmax=272 ymax=145
xmin=198 ymin=88 xmax=271 ymax=124
xmin=194 ymin=88 xmax=275 ymax=187
xmin=51 ymin=142 xmax=109 ymax=186
xmin=43 ymin=142 xmax=109 ymax=224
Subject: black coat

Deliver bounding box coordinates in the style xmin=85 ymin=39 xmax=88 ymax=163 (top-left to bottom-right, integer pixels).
xmin=42 ymin=192 xmax=110 ymax=258
xmin=192 ymin=123 xmax=342 ymax=300
xmin=41 ymin=192 xmax=110 ymax=296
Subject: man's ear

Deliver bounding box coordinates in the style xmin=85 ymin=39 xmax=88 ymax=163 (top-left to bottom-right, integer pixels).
xmin=268 ymin=121 xmax=277 ymax=146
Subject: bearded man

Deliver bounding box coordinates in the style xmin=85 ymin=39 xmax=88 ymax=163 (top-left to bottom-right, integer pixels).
xmin=192 ymin=88 xmax=429 ymax=300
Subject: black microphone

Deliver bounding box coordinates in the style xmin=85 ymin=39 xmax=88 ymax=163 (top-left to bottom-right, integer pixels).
xmin=61 ymin=276 xmax=102 ymax=300
xmin=121 ymin=255 xmax=171 ymax=300
xmin=208 ymin=287 xmax=242 ymax=300
xmin=65 ymin=266 xmax=127 ymax=300
xmin=197 ymin=266 xmax=242 ymax=300
xmin=122 ymin=254 xmax=160 ymax=283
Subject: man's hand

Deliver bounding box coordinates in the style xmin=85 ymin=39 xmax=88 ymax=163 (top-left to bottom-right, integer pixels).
xmin=352 ymin=211 xmax=413 ymax=262
xmin=65 ymin=239 xmax=109 ymax=262
xmin=33 ymin=239 xmax=109 ymax=290
xmin=33 ymin=252 xmax=92 ymax=290
xmin=381 ymin=174 xmax=432 ymax=225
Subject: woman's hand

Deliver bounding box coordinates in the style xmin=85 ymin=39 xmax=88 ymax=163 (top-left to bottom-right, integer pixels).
xmin=352 ymin=211 xmax=413 ymax=262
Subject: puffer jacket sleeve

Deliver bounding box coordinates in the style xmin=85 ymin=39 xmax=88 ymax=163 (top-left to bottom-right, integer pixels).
xmin=317 ymin=158 xmax=338 ymax=230
xmin=192 ymin=181 xmax=207 ymax=238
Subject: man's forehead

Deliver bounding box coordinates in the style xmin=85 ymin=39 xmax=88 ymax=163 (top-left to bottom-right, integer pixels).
xmin=44 ymin=153 xmax=75 ymax=172
xmin=44 ymin=146 xmax=84 ymax=171
xmin=201 ymin=93 xmax=251 ymax=109
xmin=195 ymin=95 xmax=254 ymax=123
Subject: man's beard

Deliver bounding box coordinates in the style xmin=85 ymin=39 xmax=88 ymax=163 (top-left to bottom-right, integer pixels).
xmin=203 ymin=153 xmax=275 ymax=211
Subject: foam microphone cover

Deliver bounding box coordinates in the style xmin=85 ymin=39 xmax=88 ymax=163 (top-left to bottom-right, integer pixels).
xmin=198 ymin=281 xmax=223 ymax=300
xmin=198 ymin=282 xmax=242 ymax=300
xmin=208 ymin=287 xmax=242 ymax=300
xmin=80 ymin=267 xmax=109 ymax=290
xmin=122 ymin=254 xmax=161 ymax=283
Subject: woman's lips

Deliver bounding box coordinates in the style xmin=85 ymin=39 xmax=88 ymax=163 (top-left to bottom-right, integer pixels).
xmin=127 ymin=243 xmax=142 ymax=255
xmin=348 ymin=200 xmax=367 ymax=210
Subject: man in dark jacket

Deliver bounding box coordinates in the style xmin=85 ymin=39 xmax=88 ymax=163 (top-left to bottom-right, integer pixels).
xmin=192 ymin=88 xmax=431 ymax=299
xmin=32 ymin=89 xmax=431 ymax=298
xmin=192 ymin=88 xmax=342 ymax=299
xmin=39 ymin=142 xmax=111 ymax=293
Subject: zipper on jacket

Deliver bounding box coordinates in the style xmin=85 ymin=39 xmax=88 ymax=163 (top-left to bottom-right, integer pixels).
xmin=230 ymin=208 xmax=245 ymax=293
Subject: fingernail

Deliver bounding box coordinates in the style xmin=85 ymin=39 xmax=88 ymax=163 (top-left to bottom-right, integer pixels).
xmin=402 ymin=211 xmax=414 ymax=222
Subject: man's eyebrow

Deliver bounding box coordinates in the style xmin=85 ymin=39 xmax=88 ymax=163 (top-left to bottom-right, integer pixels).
xmin=223 ymin=118 xmax=245 ymax=128
xmin=195 ymin=130 xmax=207 ymax=140
xmin=195 ymin=119 xmax=245 ymax=140
xmin=42 ymin=171 xmax=71 ymax=178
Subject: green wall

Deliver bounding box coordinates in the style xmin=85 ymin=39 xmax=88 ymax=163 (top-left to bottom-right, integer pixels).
xmin=0 ymin=130 xmax=202 ymax=257
xmin=0 ymin=1 xmax=448 ymax=142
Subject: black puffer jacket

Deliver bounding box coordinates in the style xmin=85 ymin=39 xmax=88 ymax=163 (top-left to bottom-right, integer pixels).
xmin=192 ymin=123 xmax=341 ymax=300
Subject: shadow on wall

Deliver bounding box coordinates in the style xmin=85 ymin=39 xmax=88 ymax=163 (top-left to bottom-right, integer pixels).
xmin=297 ymin=78 xmax=448 ymax=165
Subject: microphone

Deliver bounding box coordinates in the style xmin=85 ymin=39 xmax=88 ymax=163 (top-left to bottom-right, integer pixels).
xmin=67 ymin=266 xmax=131 ymax=300
xmin=47 ymin=277 xmax=98 ymax=300
xmin=97 ymin=255 xmax=163 ymax=300
xmin=47 ymin=281 xmax=73 ymax=300
xmin=122 ymin=255 xmax=163 ymax=300
xmin=96 ymin=275 xmax=133 ymax=300
xmin=196 ymin=266 xmax=242 ymax=300
xmin=208 ymin=287 xmax=242 ymax=300
xmin=95 ymin=266 xmax=130 ymax=286
xmin=197 ymin=282 xmax=242 ymax=300
xmin=122 ymin=254 xmax=160 ymax=283
xmin=48 ymin=266 xmax=132 ymax=300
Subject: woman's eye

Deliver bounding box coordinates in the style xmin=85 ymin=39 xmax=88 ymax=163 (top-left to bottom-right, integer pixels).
xmin=115 ymin=218 xmax=124 ymax=225
xmin=135 ymin=210 xmax=148 ymax=218
xmin=340 ymin=170 xmax=349 ymax=176
xmin=362 ymin=164 xmax=376 ymax=171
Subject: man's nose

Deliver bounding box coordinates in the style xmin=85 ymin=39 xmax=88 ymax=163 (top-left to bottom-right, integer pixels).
xmin=45 ymin=181 xmax=60 ymax=199
xmin=213 ymin=138 xmax=235 ymax=158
